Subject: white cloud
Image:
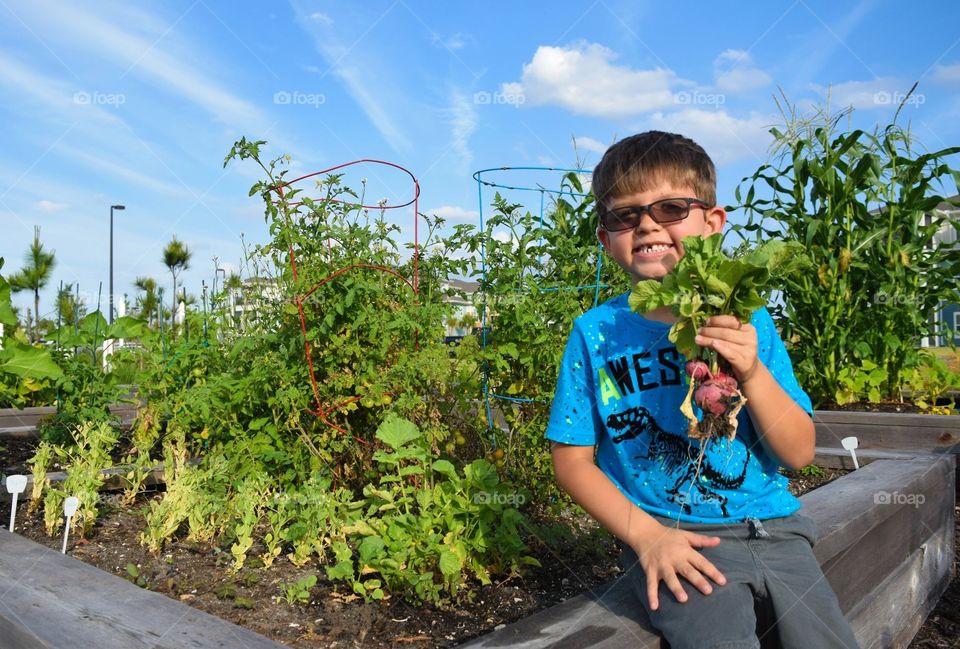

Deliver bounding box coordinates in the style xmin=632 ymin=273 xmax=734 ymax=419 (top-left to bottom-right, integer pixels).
xmin=310 ymin=12 xmax=333 ymax=25
xmin=502 ymin=43 xmax=680 ymax=118
xmin=427 ymin=205 xmax=479 ymax=222
xmin=646 ymin=109 xmax=773 ymax=165
xmin=810 ymin=78 xmax=912 ymax=111
xmin=931 ymin=63 xmax=960 ymax=85
xmin=35 ymin=200 xmax=69 ymax=212
xmin=574 ymin=136 xmax=608 ymax=155
xmin=447 ymin=90 xmax=477 ymax=174
xmin=713 ymin=50 xmax=771 ymax=93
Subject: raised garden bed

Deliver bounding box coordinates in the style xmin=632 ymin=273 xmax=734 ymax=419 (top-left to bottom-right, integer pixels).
xmin=0 ymin=404 xmax=139 ymax=436
xmin=0 ymin=458 xmax=952 ymax=648
xmin=813 ymin=409 xmax=960 ymax=470
xmin=461 ymin=456 xmax=956 ymax=649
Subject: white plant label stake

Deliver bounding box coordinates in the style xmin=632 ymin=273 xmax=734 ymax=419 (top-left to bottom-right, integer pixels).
xmin=62 ymin=496 xmax=79 ymax=554
xmin=6 ymin=474 xmax=28 ymax=532
xmin=841 ymin=436 xmax=860 ymax=470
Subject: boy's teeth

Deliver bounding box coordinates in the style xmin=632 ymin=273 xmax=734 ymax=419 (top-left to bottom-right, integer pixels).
xmin=638 ymin=244 xmax=671 ymax=253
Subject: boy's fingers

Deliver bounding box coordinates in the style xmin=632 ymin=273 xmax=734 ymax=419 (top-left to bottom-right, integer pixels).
xmin=692 ymin=554 xmax=727 ymax=586
xmin=686 ymin=532 xmax=721 ymax=547
xmin=646 ymin=573 xmax=660 ymax=611
xmin=706 ymin=315 xmax=740 ymax=329
xmin=679 ymin=564 xmax=713 ymax=596
xmin=663 ymin=573 xmax=689 ymax=604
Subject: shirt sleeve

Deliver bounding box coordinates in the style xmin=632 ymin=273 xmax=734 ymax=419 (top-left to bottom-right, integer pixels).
xmin=545 ymin=320 xmax=603 ymax=446
xmin=751 ymin=307 xmax=813 ymax=416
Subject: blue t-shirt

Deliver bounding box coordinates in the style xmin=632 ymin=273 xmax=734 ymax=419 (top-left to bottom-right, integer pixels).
xmin=545 ymin=292 xmax=813 ymax=524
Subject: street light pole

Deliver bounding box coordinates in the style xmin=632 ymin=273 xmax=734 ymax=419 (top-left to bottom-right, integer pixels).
xmin=109 ymin=205 xmax=125 ymax=325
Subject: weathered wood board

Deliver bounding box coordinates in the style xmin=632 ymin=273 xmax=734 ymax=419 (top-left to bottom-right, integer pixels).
xmin=460 ymin=456 xmax=956 ymax=649
xmin=0 ymin=528 xmax=284 ymax=649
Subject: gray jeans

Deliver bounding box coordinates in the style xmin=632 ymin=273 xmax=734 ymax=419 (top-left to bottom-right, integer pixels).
xmin=619 ymin=513 xmax=860 ymax=649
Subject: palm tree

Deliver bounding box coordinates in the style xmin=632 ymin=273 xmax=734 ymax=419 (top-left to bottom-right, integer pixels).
xmin=9 ymin=226 xmax=56 ymax=342
xmin=133 ymin=277 xmax=158 ymax=328
xmin=162 ymin=237 xmax=191 ymax=333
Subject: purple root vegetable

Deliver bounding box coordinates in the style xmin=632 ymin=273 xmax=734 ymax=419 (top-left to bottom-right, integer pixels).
xmin=682 ymin=361 xmax=747 ymax=440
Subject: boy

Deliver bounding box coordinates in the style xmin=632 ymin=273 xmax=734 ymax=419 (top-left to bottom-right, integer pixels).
xmin=546 ymin=131 xmax=859 ymax=649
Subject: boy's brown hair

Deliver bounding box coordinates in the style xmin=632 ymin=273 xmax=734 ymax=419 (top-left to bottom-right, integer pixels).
xmin=592 ymin=131 xmax=717 ymax=212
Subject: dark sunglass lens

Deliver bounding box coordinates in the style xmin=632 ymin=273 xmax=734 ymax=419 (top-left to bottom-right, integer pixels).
xmin=651 ymin=199 xmax=688 ymax=222
xmin=604 ymin=208 xmax=639 ymax=230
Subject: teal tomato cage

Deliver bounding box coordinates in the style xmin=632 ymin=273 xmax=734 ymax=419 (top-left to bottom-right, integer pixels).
xmin=472 ymin=166 xmax=608 ymax=445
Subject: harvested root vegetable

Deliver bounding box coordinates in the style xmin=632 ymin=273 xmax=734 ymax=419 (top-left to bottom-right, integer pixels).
xmin=686 ymin=365 xmax=745 ymax=440
xmin=629 ymin=234 xmax=809 ymax=440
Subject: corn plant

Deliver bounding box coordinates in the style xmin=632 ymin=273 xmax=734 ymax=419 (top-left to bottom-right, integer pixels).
xmin=731 ymin=94 xmax=960 ymax=405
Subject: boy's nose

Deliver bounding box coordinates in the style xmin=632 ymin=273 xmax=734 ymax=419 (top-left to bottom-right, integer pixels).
xmin=631 ymin=210 xmax=663 ymax=232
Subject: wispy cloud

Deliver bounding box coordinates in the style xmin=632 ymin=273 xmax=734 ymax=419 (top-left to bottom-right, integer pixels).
xmin=447 ymin=89 xmax=477 ymax=174
xmin=292 ymin=1 xmax=413 ymax=153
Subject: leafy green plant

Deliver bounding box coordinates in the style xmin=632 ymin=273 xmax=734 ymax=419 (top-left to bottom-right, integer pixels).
xmin=0 ymin=258 xmax=62 ymax=408
xmin=629 ymin=233 xmax=809 ymax=438
xmin=39 ymin=421 xmax=119 ymax=536
xmin=732 ymin=95 xmax=960 ymax=406
xmin=279 ymin=574 xmax=317 ymax=605
xmin=834 ymin=359 xmax=888 ymax=405
xmin=325 ymin=416 xmax=538 ymax=604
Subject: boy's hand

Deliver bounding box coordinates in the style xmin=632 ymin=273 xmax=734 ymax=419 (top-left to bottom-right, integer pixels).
xmin=633 ymin=522 xmax=727 ymax=610
xmin=694 ymin=315 xmax=760 ymax=383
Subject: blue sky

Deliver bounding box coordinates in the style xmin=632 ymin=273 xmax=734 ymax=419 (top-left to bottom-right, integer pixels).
xmin=2 ymin=0 xmax=959 ymax=319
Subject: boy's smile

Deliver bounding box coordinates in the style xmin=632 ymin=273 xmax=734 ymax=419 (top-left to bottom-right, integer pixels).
xmin=597 ymin=183 xmax=727 ymax=285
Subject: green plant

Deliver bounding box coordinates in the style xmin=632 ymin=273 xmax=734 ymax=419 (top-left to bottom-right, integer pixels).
xmin=798 ymin=464 xmax=826 ymax=478
xmin=628 ymin=233 xmax=810 ymax=437
xmin=0 ymin=258 xmax=62 ymax=408
xmin=40 ymin=421 xmax=119 ymax=536
xmin=834 ymin=359 xmax=888 ymax=405
xmin=904 ymin=349 xmax=960 ymax=411
xmin=325 ymin=416 xmax=538 ymax=604
xmin=125 ymin=563 xmax=149 ymax=588
xmin=732 ymin=93 xmax=960 ymax=406
xmin=279 ymin=574 xmax=317 ymax=605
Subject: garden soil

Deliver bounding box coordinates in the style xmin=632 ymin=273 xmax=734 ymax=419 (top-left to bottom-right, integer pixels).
xmin=9 ymin=464 xmax=954 ymax=648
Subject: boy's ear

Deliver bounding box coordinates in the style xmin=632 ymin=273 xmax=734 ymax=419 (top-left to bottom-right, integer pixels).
xmin=704 ymin=205 xmax=727 ymax=235
xmin=596 ymin=226 xmax=611 ymax=251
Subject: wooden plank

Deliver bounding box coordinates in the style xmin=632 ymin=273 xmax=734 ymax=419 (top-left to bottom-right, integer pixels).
xmin=813 ymin=410 xmax=960 ymax=455
xmin=0 ymin=529 xmax=285 ymax=649
xmin=461 ymin=456 xmax=956 ymax=648
xmin=846 ymin=518 xmax=954 ymax=649
xmin=0 ymin=404 xmax=139 ymax=435
xmin=802 ymin=457 xmax=954 ymax=567
xmin=459 ymin=575 xmax=660 ymax=648
xmin=2 ymin=461 xmax=192 ymax=502
xmin=813 ymin=446 xmax=927 ymax=470
xmin=0 ymin=407 xmax=56 ymax=430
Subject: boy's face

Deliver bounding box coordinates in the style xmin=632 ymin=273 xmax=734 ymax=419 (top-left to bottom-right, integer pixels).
xmin=596 ymin=182 xmax=727 ymax=285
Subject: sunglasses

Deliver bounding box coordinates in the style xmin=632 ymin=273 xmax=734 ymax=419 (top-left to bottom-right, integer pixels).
xmin=599 ymin=197 xmax=711 ymax=231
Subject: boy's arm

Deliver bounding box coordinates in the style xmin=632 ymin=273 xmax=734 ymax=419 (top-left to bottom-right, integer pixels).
xmin=551 ymin=442 xmax=726 ymax=610
xmin=695 ymin=315 xmax=815 ymax=470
